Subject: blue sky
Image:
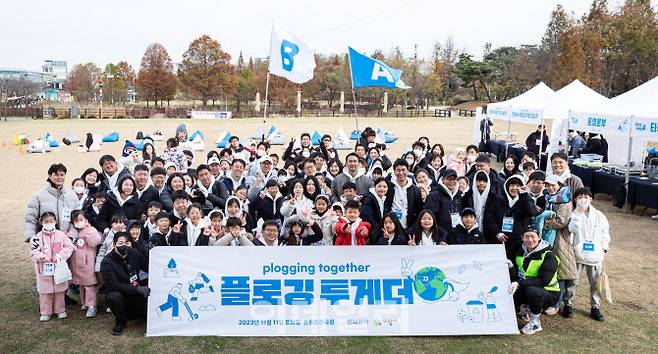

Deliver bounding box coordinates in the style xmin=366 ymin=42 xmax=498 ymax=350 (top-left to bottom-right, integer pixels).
xmin=1 ymin=0 xmax=652 ymax=71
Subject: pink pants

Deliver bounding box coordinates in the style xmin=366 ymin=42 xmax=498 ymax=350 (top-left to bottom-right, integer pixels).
xmin=39 ymin=291 xmax=65 ymax=315
xmin=79 ymin=285 xmax=97 ymax=307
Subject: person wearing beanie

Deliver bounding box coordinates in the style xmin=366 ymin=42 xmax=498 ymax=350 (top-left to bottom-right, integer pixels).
xmin=119 ymin=140 xmax=143 ymax=174
xmin=508 ymin=226 xmax=560 ymax=335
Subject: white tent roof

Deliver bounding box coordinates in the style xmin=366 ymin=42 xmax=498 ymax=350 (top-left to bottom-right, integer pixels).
xmin=608 ymin=76 xmax=658 ymax=117
xmin=530 ymin=80 xmax=609 ymax=119
xmin=487 ymin=82 xmax=555 ymax=110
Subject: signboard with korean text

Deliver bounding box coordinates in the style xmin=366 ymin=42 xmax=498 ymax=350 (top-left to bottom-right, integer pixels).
xmin=146 ymin=246 xmax=518 ymax=336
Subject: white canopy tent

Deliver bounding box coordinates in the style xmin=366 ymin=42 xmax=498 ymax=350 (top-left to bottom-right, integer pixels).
xmin=485 ymin=80 xmax=611 ymax=172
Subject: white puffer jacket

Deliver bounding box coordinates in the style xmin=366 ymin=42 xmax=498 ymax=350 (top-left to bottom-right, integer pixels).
xmin=568 ymin=206 xmax=610 ymax=266
xmin=24 ymin=185 xmax=81 ymax=241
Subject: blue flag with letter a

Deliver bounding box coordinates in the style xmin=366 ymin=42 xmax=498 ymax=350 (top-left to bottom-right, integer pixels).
xmin=348 ymin=47 xmax=410 ymax=89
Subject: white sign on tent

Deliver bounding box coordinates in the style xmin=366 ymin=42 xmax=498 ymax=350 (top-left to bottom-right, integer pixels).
xmin=568 ymin=111 xmax=631 ymax=136
xmin=509 ymin=108 xmax=544 ymax=124
xmin=632 ymin=116 xmax=658 ymax=139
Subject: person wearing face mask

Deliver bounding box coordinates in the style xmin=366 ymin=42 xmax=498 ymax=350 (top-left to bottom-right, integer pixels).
xmin=68 ymin=211 xmax=102 ymax=318
xmin=71 ymin=178 xmax=88 ymax=204
xmin=564 ymin=187 xmax=610 ymax=321
xmin=488 ymin=175 xmax=539 ymax=260
xmin=100 ymin=231 xmax=149 ymax=335
xmin=30 ymin=212 xmax=75 ymax=322
xmin=24 ymin=163 xmax=81 ymax=242
xmin=464 ymin=145 xmax=479 ymax=175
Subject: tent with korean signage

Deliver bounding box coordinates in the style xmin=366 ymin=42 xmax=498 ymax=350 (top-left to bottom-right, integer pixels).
xmin=484 ymin=80 xmax=610 ymax=171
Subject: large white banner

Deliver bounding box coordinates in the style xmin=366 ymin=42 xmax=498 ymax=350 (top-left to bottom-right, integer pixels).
xmin=146 ymin=246 xmax=518 ymax=337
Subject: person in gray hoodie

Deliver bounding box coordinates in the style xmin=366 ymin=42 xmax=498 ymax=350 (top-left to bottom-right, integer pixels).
xmin=331 ymin=153 xmax=373 ymax=202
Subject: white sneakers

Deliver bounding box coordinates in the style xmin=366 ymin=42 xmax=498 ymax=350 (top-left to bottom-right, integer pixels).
xmin=544 ymin=307 xmax=559 ymax=316
xmin=651 ymin=214 xmax=658 ymax=220
xmin=39 ymin=315 xmax=50 ymax=322
xmin=57 ymin=312 xmax=67 ymax=319
xmin=521 ymin=313 xmax=542 ymax=334
xmin=86 ymin=307 xmax=97 ymax=318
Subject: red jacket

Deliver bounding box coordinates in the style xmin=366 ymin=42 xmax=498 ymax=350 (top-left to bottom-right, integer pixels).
xmin=334 ymin=217 xmax=370 ymax=246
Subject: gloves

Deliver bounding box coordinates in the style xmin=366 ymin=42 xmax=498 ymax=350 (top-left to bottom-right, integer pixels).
xmin=505 ymin=259 xmax=514 ymax=269
xmin=136 ymin=286 xmax=151 ymax=298
xmin=508 ymin=281 xmax=519 ymax=295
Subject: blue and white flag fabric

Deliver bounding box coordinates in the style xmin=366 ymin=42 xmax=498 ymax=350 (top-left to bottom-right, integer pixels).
xmin=348 ymin=47 xmax=410 ymax=89
xmin=268 ymin=26 xmax=316 ymax=84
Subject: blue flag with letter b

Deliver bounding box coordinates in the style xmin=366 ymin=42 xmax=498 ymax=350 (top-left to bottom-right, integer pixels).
xmin=348 ymin=47 xmax=410 ymax=89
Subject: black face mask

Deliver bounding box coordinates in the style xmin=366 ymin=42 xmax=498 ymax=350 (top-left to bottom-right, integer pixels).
xmin=116 ymin=245 xmax=129 ymax=256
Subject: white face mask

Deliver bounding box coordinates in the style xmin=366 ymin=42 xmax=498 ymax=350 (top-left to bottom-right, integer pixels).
xmin=74 ymin=222 xmax=86 ymax=229
xmin=42 ymin=223 xmax=56 ymax=231
xmin=73 ymin=186 xmax=85 ymax=194
xmin=576 ymin=199 xmax=591 ymax=209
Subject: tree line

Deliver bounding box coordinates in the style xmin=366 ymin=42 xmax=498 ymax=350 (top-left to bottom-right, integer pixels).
xmin=61 ymin=0 xmax=658 ymax=110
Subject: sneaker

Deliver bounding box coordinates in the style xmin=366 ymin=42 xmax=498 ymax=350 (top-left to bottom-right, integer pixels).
xmin=57 ymin=312 xmax=67 ymax=319
xmin=521 ymin=321 xmax=543 ymax=334
xmin=590 ymin=307 xmax=605 ymax=321
xmin=651 ymin=214 xmax=658 ymax=220
xmin=86 ymin=307 xmax=97 ymax=318
xmin=39 ymin=315 xmax=50 ymax=322
xmin=544 ymin=307 xmax=559 ymax=316
xmin=111 ymin=322 xmax=126 ymax=336
xmin=81 ymin=305 xmax=88 ymax=311
xmin=561 ymin=304 xmax=574 ymax=318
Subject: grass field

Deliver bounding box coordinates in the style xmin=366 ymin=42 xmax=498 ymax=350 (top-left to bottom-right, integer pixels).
xmin=0 ymin=116 xmax=656 ymax=353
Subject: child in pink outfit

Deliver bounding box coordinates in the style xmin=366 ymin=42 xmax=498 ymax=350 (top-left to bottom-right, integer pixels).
xmin=68 ymin=211 xmax=102 ymax=318
xmin=446 ymin=147 xmax=467 ymax=176
xmin=30 ymin=212 xmax=75 ymax=321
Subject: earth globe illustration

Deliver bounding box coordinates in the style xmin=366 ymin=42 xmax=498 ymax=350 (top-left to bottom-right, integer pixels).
xmin=412 ymin=266 xmax=449 ymax=301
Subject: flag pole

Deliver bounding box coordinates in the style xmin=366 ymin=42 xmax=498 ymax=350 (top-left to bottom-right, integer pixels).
xmin=347 ymin=48 xmax=359 ymax=132
xmin=262 ymin=22 xmax=274 ymax=142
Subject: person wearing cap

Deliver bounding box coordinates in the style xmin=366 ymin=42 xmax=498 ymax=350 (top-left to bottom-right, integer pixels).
xmin=549 ymin=152 xmax=583 ymax=199
xmin=385 ymin=159 xmax=424 ymax=229
xmin=525 ymin=124 xmax=550 ymax=156
xmin=462 ymin=170 xmax=497 ymax=237
xmin=247 ymin=155 xmax=277 ymax=198
xmin=425 ymin=168 xmax=463 ymax=241
xmin=98 ymin=155 xmax=131 ymax=193
xmin=207 ymin=156 xmax=223 ymax=179
xmin=446 ymin=208 xmax=485 ymax=244
xmin=488 ymin=175 xmax=539 ymax=259
xmin=564 ymin=187 xmax=610 ymax=321
xmin=508 ymin=225 xmax=560 ymax=334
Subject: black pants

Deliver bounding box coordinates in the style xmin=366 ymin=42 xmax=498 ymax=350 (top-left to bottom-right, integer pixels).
xmin=513 ymin=285 xmax=559 ymax=315
xmin=105 ymin=291 xmax=147 ymax=325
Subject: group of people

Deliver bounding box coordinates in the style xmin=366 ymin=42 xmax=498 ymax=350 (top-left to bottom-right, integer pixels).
xmin=24 ymin=123 xmax=611 ymax=335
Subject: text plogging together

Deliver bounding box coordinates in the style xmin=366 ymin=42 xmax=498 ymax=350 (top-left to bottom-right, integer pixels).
xmin=262 ymin=262 xmax=371 ymax=276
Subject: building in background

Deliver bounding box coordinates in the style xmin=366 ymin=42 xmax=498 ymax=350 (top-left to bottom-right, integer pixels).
xmin=42 ymin=60 xmax=68 ymax=101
